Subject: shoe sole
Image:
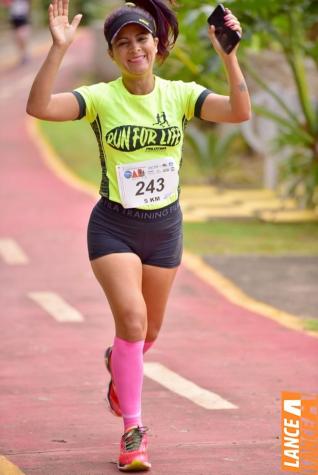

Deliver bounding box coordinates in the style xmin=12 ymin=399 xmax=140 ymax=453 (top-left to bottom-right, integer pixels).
xmin=105 ymin=347 xmax=122 ymax=417
xmin=107 ymin=381 xmax=122 ymax=417
xmin=117 ymin=459 xmax=151 ymax=472
xmin=105 ymin=347 xmax=113 ymax=373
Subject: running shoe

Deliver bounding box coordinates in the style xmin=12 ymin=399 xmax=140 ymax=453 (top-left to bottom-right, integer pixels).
xmin=118 ymin=426 xmax=151 ymax=472
xmin=104 ymin=346 xmax=122 ymax=417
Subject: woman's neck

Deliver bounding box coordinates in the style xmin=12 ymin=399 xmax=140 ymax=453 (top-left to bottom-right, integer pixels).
xmin=122 ymin=74 xmax=156 ymax=95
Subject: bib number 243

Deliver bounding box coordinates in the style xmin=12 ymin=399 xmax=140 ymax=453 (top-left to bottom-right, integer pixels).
xmin=116 ymin=157 xmax=178 ymax=208
xmin=136 ymin=178 xmax=165 ymax=196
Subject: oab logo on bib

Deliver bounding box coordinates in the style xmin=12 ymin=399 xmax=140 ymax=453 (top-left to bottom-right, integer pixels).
xmin=116 ymin=158 xmax=178 ymax=209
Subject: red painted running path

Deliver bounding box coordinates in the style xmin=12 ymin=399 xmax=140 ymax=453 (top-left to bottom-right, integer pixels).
xmin=0 ymin=30 xmax=317 ymax=475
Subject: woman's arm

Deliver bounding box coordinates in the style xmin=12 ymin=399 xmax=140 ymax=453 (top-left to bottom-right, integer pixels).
xmin=26 ymin=0 xmax=82 ymax=121
xmin=200 ymin=9 xmax=251 ymax=124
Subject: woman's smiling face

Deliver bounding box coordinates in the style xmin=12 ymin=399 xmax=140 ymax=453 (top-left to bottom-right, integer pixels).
xmin=109 ymin=23 xmax=159 ymax=77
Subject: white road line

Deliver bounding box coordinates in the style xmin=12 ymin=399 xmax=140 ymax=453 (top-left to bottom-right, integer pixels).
xmin=28 ymin=292 xmax=84 ymax=323
xmin=0 ymin=238 xmax=29 ymax=265
xmin=144 ymin=362 xmax=237 ymax=410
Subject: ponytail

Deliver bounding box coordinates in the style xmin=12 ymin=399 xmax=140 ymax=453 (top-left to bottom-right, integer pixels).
xmin=131 ymin=0 xmax=178 ymax=61
xmin=104 ymin=0 xmax=179 ymax=62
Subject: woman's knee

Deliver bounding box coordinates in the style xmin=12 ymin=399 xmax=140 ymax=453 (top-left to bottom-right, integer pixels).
xmin=145 ymin=313 xmax=165 ymax=342
xmin=115 ymin=307 xmax=147 ymax=341
xmin=145 ymin=326 xmax=160 ymax=342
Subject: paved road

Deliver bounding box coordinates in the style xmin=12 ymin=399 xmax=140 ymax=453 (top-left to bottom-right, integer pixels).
xmin=0 ymin=28 xmax=317 ymax=475
xmin=204 ymin=255 xmax=318 ymax=320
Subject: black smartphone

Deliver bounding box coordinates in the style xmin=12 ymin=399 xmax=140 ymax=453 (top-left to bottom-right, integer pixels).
xmin=207 ymin=4 xmax=241 ymax=54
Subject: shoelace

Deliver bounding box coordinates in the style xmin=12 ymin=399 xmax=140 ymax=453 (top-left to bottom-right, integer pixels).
xmin=123 ymin=426 xmax=149 ymax=452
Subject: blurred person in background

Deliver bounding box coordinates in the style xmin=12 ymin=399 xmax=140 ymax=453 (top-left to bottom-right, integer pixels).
xmin=1 ymin=0 xmax=31 ymax=64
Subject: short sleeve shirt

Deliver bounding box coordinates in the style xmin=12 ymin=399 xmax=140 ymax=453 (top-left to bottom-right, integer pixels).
xmin=73 ymin=76 xmax=211 ymax=210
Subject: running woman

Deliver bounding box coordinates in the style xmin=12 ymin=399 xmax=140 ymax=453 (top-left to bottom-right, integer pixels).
xmin=26 ymin=0 xmax=251 ymax=471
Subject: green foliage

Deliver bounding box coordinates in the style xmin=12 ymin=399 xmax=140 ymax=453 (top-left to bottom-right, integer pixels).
xmin=304 ymin=319 xmax=318 ymax=332
xmin=32 ymin=0 xmax=107 ymax=25
xmin=158 ymin=2 xmax=250 ymax=188
xmin=159 ymin=2 xmax=227 ymax=92
xmin=163 ymin=0 xmax=318 ymax=207
xmin=235 ymin=0 xmax=318 ymax=208
xmin=183 ymin=220 xmax=318 ymax=255
xmin=185 ymin=125 xmax=241 ymax=184
xmin=0 ymin=4 xmax=7 ymax=24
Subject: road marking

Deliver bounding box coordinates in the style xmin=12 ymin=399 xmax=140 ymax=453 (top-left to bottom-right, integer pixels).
xmin=144 ymin=362 xmax=237 ymax=410
xmin=0 ymin=239 xmax=29 ymax=265
xmin=0 ymin=456 xmax=26 ymax=475
xmin=28 ymin=292 xmax=84 ymax=322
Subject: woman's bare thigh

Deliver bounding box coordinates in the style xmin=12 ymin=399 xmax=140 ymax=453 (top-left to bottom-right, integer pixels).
xmin=91 ymin=253 xmax=147 ymax=341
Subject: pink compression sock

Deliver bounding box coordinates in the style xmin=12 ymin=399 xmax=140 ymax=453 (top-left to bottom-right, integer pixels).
xmin=111 ymin=336 xmax=144 ymax=431
xmin=143 ymin=340 xmax=155 ymax=354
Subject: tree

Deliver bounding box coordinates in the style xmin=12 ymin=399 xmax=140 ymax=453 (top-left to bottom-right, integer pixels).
xmin=162 ymin=0 xmax=318 ymax=207
xmin=232 ymin=0 xmax=318 ymax=208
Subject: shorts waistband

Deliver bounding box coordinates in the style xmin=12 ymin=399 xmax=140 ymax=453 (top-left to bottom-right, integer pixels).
xmin=99 ymin=197 xmax=180 ymax=222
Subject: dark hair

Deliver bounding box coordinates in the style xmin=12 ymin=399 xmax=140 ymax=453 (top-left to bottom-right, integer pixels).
xmin=104 ymin=0 xmax=179 ymax=62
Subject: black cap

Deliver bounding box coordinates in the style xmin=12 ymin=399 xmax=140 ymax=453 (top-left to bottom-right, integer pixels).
xmin=105 ymin=10 xmax=157 ymax=47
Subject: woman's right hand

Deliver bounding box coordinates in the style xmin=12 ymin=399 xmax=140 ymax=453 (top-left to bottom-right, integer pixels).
xmin=49 ymin=0 xmax=82 ymax=48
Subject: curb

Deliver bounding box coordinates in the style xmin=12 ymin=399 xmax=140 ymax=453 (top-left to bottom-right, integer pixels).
xmin=182 ymin=252 xmax=318 ymax=339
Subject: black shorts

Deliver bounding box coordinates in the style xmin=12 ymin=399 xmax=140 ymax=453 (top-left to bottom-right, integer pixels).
xmin=87 ymin=197 xmax=183 ymax=268
xmin=10 ymin=16 xmax=29 ymax=28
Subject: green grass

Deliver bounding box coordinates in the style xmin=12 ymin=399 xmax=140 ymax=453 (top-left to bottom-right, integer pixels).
xmin=304 ymin=319 xmax=318 ymax=332
xmin=40 ymin=119 xmax=101 ymax=188
xmin=183 ymin=221 xmax=318 ymax=255
xmin=39 ymin=119 xmax=318 ymax=256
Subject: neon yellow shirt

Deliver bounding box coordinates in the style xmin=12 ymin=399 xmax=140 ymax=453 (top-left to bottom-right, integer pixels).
xmin=74 ymin=76 xmax=210 ymax=210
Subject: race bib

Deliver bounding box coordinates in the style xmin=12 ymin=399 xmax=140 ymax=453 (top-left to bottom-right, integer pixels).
xmin=116 ymin=157 xmax=179 ymax=209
